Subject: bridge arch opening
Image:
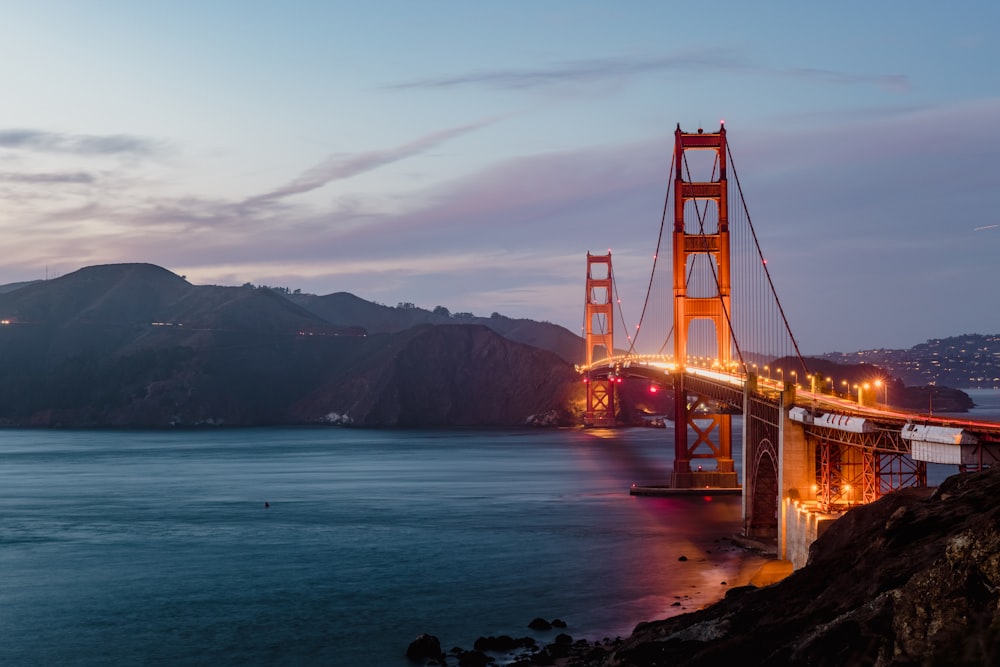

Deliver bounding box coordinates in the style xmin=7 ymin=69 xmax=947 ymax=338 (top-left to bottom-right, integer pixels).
xmin=749 ymin=438 xmax=779 ymax=539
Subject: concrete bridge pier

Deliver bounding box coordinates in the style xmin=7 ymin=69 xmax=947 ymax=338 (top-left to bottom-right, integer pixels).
xmin=774 ymin=389 xmax=839 ymax=569
xmin=778 ymin=396 xmax=817 ymax=567
xmin=742 ymin=382 xmax=835 ymax=568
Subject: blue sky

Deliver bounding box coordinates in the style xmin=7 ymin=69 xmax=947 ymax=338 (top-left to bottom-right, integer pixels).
xmin=0 ymin=1 xmax=997 ymax=354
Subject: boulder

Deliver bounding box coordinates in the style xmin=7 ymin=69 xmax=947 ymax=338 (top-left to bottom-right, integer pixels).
xmin=528 ymin=617 xmax=552 ymax=631
xmin=406 ymin=633 xmax=443 ymax=662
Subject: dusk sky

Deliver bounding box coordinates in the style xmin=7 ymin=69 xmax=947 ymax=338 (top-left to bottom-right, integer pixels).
xmin=1 ymin=1 xmax=997 ymax=354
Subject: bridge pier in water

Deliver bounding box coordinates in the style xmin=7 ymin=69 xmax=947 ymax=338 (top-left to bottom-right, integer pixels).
xmin=670 ymin=371 xmax=739 ymax=489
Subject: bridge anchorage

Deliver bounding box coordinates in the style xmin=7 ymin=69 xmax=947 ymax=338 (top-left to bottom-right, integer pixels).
xmin=578 ymin=122 xmax=1000 ymax=562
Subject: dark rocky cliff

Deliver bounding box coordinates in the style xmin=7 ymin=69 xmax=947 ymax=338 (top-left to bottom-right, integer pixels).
xmin=289 ymin=324 xmax=583 ymax=427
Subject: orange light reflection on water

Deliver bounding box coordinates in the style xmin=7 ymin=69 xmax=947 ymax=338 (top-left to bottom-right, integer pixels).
xmin=565 ymin=428 xmax=766 ymax=627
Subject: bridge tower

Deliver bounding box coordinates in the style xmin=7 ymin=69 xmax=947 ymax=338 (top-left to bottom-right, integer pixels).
xmin=584 ymin=252 xmax=617 ymax=427
xmin=671 ymin=124 xmax=738 ymax=488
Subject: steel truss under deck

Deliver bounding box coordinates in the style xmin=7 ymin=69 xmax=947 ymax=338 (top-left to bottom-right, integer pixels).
xmin=807 ymin=424 xmax=926 ymax=511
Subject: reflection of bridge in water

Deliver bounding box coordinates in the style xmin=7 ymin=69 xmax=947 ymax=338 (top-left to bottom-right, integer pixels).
xmin=578 ymin=124 xmax=1000 ymax=566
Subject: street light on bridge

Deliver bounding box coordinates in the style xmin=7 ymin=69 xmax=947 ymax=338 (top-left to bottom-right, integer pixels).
xmin=874 ymin=378 xmax=887 ymax=407
xmin=857 ymin=382 xmax=871 ymax=406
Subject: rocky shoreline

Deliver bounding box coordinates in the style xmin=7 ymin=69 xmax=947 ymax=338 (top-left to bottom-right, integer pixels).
xmin=405 ymin=536 xmax=780 ymax=667
xmin=408 ymin=466 xmax=1000 ymax=666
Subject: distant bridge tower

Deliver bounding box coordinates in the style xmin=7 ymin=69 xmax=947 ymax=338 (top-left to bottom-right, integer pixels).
xmin=671 ymin=124 xmax=738 ymax=488
xmin=584 ymin=252 xmax=616 ymax=427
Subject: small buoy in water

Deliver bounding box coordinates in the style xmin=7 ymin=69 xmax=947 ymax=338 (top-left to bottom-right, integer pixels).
xmin=264 ymin=502 xmax=270 ymax=509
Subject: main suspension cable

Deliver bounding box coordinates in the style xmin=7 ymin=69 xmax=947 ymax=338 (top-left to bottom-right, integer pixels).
xmin=622 ymin=152 xmax=677 ymax=356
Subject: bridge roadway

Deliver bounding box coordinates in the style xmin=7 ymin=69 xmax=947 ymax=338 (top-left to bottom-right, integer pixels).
xmin=588 ymin=355 xmax=1000 ymax=566
xmin=585 ymin=355 xmax=1000 ymax=465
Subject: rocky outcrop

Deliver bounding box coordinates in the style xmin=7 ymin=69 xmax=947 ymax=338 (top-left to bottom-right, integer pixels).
xmin=583 ymin=466 xmax=1000 ymax=666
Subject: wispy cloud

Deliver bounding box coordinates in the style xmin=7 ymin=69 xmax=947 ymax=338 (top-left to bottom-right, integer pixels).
xmin=0 ymin=129 xmax=159 ymax=156
xmin=783 ymin=67 xmax=910 ymax=92
xmin=387 ymin=49 xmax=910 ymax=94
xmin=386 ymin=50 xmax=742 ymax=90
xmin=243 ymin=119 xmax=497 ymax=207
xmin=0 ymin=171 xmax=95 ymax=184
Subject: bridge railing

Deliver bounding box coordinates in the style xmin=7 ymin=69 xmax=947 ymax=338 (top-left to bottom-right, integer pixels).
xmin=577 ymin=354 xmax=750 ymax=376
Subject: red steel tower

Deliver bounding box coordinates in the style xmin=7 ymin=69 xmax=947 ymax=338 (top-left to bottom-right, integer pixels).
xmin=671 ymin=124 xmax=738 ymax=488
xmin=584 ymin=252 xmax=616 ymax=427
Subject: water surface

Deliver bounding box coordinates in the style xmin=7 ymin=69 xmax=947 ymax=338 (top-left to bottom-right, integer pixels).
xmin=0 ymin=427 xmax=757 ymax=666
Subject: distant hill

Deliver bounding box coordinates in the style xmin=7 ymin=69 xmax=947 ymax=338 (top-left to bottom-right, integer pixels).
xmin=0 ymin=279 xmax=41 ymax=294
xmin=288 ymin=324 xmax=581 ymax=426
xmin=767 ymin=356 xmax=973 ymax=412
xmin=288 ymin=292 xmax=584 ymax=364
xmin=0 ymin=263 xmax=584 ymax=427
xmin=821 ymin=333 xmax=1000 ymax=389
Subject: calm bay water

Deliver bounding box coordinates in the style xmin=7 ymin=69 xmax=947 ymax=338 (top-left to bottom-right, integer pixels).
xmin=0 ymin=427 xmax=758 ymax=667
xmin=4 ymin=390 xmax=996 ymax=666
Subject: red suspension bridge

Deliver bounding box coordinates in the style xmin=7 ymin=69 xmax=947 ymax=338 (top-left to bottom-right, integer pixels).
xmin=578 ymin=123 xmax=1000 ymax=560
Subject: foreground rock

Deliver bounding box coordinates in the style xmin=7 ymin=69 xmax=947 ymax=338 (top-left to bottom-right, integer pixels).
xmin=406 ymin=633 xmax=444 ymax=662
xmin=433 ymin=467 xmax=1000 ymax=666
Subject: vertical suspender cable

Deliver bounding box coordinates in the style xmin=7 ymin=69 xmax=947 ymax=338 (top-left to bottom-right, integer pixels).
xmin=727 ymin=144 xmax=810 ymax=376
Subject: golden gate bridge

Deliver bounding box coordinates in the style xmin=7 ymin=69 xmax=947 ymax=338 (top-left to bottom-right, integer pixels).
xmin=577 ymin=123 xmax=1000 ymax=565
